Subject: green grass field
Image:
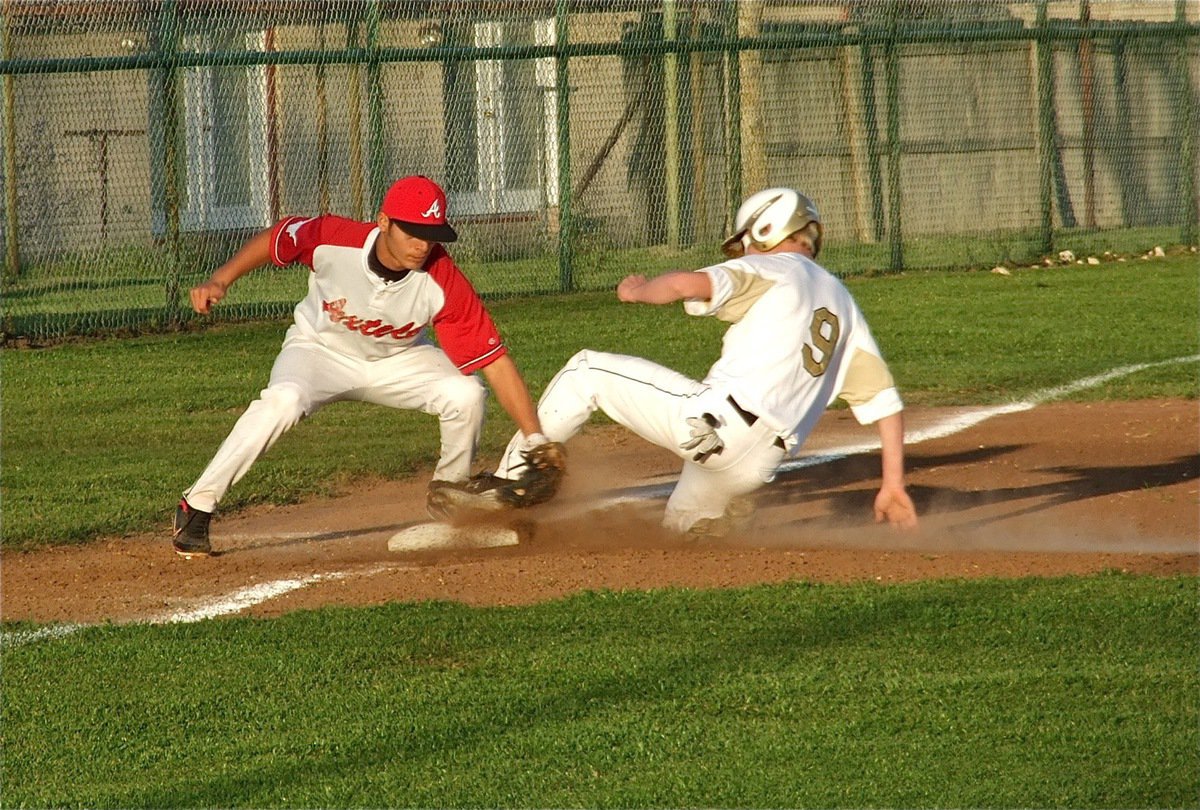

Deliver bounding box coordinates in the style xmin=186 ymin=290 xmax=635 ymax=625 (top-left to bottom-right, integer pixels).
xmin=5 ymin=576 xmax=1197 ymax=808
xmin=2 ymin=256 xmax=1198 ymax=808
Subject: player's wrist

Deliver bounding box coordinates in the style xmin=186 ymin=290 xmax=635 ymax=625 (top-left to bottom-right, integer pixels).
xmin=520 ymin=432 xmax=550 ymax=451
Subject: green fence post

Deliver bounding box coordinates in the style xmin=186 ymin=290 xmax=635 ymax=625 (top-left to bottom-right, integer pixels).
xmin=556 ymin=0 xmax=573 ymax=292
xmin=883 ymin=7 xmax=904 ymax=272
xmin=1036 ymin=0 xmax=1055 ymax=255
xmin=860 ymin=37 xmax=885 ymax=244
xmin=1079 ymin=0 xmax=1097 ymax=229
xmin=315 ymin=24 xmax=330 ymax=213
xmin=1175 ymin=0 xmax=1197 ymax=245
xmin=663 ymin=0 xmax=681 ymax=249
xmin=2 ymin=0 xmax=19 ymax=281
xmin=159 ymin=0 xmax=184 ymax=324
xmin=723 ymin=0 xmax=741 ymax=229
xmin=365 ymin=0 xmax=386 ymax=209
xmin=1109 ymin=35 xmax=1142 ymax=226
xmin=345 ymin=18 xmax=365 ymax=221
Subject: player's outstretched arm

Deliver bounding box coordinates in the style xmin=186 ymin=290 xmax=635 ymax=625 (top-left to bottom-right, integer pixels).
xmin=479 ymin=354 xmax=543 ymax=440
xmin=617 ymin=271 xmax=711 ymax=305
xmin=873 ymin=410 xmax=918 ymax=529
xmin=191 ymin=226 xmax=276 ymax=314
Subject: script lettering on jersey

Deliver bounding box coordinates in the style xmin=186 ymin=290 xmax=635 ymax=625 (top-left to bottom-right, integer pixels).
xmin=322 ymin=298 xmax=422 ymax=340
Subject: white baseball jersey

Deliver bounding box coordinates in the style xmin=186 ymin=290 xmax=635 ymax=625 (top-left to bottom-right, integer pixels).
xmin=271 ymin=215 xmax=505 ymax=371
xmin=689 ymin=250 xmax=902 ymax=450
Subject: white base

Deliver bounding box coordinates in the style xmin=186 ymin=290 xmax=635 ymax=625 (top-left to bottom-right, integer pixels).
xmin=387 ymin=521 xmax=520 ymax=552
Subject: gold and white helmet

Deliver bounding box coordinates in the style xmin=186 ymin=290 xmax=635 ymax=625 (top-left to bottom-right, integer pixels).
xmin=721 ymin=188 xmax=822 ymax=259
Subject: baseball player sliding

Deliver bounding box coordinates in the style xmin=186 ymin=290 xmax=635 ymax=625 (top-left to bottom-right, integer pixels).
xmin=172 ymin=175 xmax=563 ymax=558
xmin=434 ymin=187 xmax=917 ymax=536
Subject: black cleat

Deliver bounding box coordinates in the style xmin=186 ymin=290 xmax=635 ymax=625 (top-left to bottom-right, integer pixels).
xmin=426 ymin=475 xmax=515 ymax=524
xmin=172 ymin=498 xmax=213 ymax=558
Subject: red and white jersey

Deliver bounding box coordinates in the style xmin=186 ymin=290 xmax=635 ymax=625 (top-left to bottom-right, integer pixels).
xmin=686 ymin=251 xmax=903 ymax=445
xmin=269 ymin=215 xmax=505 ymax=372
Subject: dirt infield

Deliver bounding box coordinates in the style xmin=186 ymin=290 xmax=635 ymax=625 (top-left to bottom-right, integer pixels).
xmin=3 ymin=400 xmax=1196 ymax=627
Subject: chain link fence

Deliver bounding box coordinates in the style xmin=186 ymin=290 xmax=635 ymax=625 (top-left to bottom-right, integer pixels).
xmin=2 ymin=0 xmax=1197 ymax=340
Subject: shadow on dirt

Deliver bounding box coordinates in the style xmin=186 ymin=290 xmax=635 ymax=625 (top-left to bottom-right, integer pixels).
xmin=763 ymin=446 xmax=1199 ymax=552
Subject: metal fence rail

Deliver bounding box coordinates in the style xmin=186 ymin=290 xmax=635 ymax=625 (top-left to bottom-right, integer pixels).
xmin=1 ymin=0 xmax=1196 ymax=340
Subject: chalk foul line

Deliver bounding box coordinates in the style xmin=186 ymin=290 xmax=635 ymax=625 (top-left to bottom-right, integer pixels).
xmin=2 ymin=565 xmax=393 ymax=648
xmin=782 ymin=354 xmax=1199 ymax=472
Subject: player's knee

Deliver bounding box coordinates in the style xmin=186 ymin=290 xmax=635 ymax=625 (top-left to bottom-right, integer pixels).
xmin=438 ymin=374 xmax=488 ymax=421
xmin=539 ymin=349 xmax=607 ymax=411
xmin=559 ymin=349 xmax=610 ymax=390
xmin=569 ymin=348 xmax=616 ymax=370
xmin=256 ymin=383 xmax=309 ymax=423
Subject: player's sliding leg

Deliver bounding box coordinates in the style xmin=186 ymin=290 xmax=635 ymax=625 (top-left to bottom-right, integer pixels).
xmin=495 ymin=349 xmax=706 ymax=477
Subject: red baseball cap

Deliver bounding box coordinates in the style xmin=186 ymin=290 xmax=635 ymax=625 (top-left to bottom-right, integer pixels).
xmin=380 ymin=175 xmax=458 ymax=242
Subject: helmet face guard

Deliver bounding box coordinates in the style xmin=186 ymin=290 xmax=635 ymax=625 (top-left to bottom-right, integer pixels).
xmin=721 ymin=188 xmax=822 ymax=259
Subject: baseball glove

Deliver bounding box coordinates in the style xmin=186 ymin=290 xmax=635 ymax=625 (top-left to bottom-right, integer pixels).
xmin=503 ymin=441 xmax=567 ymax=507
xmin=426 ymin=442 xmax=567 ymax=524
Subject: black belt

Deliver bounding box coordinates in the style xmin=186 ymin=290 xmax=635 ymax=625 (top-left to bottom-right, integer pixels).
xmin=727 ymin=396 xmax=786 ymax=450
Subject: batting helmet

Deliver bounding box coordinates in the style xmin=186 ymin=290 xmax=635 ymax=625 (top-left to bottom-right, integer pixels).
xmin=721 ymin=188 xmax=822 ymax=259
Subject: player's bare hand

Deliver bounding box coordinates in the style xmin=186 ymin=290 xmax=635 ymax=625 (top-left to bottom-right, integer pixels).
xmin=874 ymin=485 xmax=918 ymax=530
xmin=190 ymin=280 xmax=228 ymax=314
xmin=616 ymin=275 xmax=648 ymax=303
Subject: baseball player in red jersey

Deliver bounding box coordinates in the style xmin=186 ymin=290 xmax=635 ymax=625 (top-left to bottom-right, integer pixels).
xmin=172 ymin=175 xmax=557 ymax=557
xmin=439 ymin=187 xmax=918 ymax=536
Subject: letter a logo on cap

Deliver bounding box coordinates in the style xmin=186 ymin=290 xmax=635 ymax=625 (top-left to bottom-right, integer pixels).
xmin=421 ymin=200 xmax=442 ymax=220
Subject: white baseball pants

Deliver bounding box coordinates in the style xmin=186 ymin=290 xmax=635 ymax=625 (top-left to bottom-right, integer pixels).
xmin=184 ymin=330 xmax=487 ymax=512
xmin=496 ymin=349 xmax=785 ymax=533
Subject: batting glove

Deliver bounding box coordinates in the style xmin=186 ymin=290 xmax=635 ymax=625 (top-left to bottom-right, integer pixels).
xmin=681 ymin=413 xmax=724 ymax=462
